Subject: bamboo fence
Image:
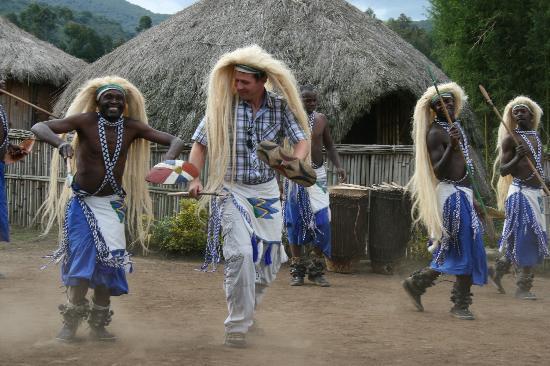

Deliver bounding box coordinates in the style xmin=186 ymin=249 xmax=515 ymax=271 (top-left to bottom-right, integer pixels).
xmin=9 ymin=130 xmax=550 ymax=229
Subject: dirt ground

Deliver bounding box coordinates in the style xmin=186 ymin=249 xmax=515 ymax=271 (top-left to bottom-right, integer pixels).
xmin=1 ymin=228 xmax=550 ymax=366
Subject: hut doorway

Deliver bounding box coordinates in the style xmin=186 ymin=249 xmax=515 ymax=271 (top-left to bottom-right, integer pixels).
xmin=342 ymin=91 xmax=416 ymax=145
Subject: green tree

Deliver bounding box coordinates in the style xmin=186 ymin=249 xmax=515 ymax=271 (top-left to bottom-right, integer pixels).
xmin=386 ymin=13 xmax=434 ymax=62
xmin=63 ymin=21 xmax=107 ymax=62
xmin=5 ymin=2 xmax=128 ymax=61
xmin=364 ymin=7 xmax=376 ymax=19
xmin=136 ymin=15 xmax=152 ymax=32
xmin=430 ymin=0 xmax=549 ymax=124
xmin=56 ymin=6 xmax=74 ymax=22
xmin=5 ymin=12 xmax=19 ymax=26
xmin=18 ymin=3 xmax=58 ymax=41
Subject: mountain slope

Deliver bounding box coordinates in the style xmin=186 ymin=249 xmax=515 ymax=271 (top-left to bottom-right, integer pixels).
xmin=39 ymin=0 xmax=170 ymax=33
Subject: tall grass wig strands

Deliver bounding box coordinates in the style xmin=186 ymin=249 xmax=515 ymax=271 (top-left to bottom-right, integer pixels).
xmin=38 ymin=76 xmax=153 ymax=252
xmin=408 ymin=82 xmax=467 ymax=242
xmin=493 ymin=96 xmax=543 ymax=210
xmin=199 ymin=44 xmax=309 ymax=208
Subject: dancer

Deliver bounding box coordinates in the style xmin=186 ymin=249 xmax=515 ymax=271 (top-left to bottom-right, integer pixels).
xmin=402 ymin=82 xmax=487 ymax=320
xmin=285 ymin=85 xmax=346 ymax=287
xmin=188 ymin=45 xmax=310 ymax=347
xmin=0 ymin=79 xmax=29 ymax=278
xmin=489 ymin=96 xmax=547 ymax=299
xmin=32 ymin=76 xmax=184 ymax=341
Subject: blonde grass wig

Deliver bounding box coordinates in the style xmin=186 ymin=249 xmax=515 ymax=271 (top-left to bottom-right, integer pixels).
xmin=200 ymin=44 xmax=309 ymax=207
xmin=493 ymin=96 xmax=543 ymax=210
xmin=39 ymin=76 xmax=153 ymax=252
xmin=408 ymin=82 xmax=467 ymax=241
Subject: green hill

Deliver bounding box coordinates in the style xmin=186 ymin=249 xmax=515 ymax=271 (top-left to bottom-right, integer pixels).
xmin=35 ymin=0 xmax=169 ymax=34
xmin=0 ymin=0 xmax=169 ymax=34
xmin=1 ymin=2 xmax=131 ymax=61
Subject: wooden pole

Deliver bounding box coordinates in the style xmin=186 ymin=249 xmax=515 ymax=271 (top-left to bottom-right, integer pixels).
xmin=0 ymin=88 xmax=59 ymax=119
xmin=484 ymin=114 xmax=488 ymax=169
xmin=166 ymin=191 xmax=222 ymax=197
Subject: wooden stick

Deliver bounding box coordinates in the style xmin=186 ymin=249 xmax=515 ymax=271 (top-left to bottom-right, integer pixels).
xmin=66 ymin=158 xmax=72 ymax=175
xmin=0 ymin=88 xmax=59 ymax=119
xmin=479 ymin=85 xmax=550 ymax=196
xmin=166 ymin=191 xmax=223 ymax=197
xmin=65 ymin=158 xmax=73 ymax=186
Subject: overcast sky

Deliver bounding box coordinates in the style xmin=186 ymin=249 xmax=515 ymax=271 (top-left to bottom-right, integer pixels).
xmin=126 ymin=0 xmax=430 ymax=20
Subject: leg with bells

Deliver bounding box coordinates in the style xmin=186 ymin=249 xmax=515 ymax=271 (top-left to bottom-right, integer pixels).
xmin=222 ymin=201 xmax=255 ymax=347
xmin=402 ymin=267 xmax=440 ymax=312
xmin=288 ymin=244 xmax=306 ymax=286
xmin=56 ymin=280 xmax=90 ymax=342
xmin=516 ymin=266 xmax=537 ymax=300
xmin=89 ymin=285 xmax=116 ymax=341
xmin=307 ymin=246 xmax=330 ymax=287
xmin=450 ymin=275 xmax=475 ymax=320
xmin=488 ymin=256 xmax=511 ymax=294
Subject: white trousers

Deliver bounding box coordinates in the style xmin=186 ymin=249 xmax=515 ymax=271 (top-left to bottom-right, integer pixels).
xmin=221 ymin=197 xmax=284 ymax=334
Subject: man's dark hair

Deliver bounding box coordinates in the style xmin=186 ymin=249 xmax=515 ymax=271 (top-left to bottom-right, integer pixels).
xmin=300 ymin=84 xmax=316 ymax=94
xmin=252 ymin=70 xmax=267 ymax=80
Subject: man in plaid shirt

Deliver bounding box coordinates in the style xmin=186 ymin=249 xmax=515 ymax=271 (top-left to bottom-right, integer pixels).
xmin=188 ymin=45 xmax=310 ymax=347
xmin=192 ymin=91 xmax=306 ymax=184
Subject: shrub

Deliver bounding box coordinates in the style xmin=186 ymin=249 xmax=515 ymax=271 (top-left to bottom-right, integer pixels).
xmin=406 ymin=226 xmax=432 ymax=261
xmin=150 ymin=200 xmax=208 ymax=256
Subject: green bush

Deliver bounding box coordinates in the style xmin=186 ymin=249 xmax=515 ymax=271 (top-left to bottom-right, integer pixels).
xmin=406 ymin=226 xmax=433 ymax=261
xmin=150 ymin=200 xmax=208 ymax=256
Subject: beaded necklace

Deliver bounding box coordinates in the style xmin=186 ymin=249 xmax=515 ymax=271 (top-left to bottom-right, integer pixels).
xmin=308 ymin=111 xmax=324 ymax=170
xmin=435 ymin=118 xmax=474 ymax=184
xmin=92 ymin=112 xmax=125 ymax=197
xmin=308 ymin=111 xmax=315 ymax=131
xmin=0 ymin=105 xmax=9 ymax=150
xmin=513 ymin=129 xmax=544 ymax=184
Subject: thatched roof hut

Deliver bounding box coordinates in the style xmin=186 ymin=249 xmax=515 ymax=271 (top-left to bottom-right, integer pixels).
xmin=0 ymin=16 xmax=86 ymax=129
xmin=55 ymin=0 xmax=477 ymax=146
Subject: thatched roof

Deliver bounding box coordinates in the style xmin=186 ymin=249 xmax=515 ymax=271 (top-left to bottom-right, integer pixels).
xmin=54 ymin=0 xmax=454 ymax=143
xmin=0 ymin=16 xmax=86 ymax=87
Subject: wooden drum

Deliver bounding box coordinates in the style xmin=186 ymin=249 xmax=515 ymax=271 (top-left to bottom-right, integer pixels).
xmin=326 ymin=184 xmax=369 ymax=273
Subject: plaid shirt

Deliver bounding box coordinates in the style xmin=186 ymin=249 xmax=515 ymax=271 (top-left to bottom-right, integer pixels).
xmin=192 ymin=90 xmax=306 ymax=184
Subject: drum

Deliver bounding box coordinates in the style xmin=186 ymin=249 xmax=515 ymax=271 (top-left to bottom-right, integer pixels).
xmin=367 ymin=187 xmax=412 ymax=274
xmin=325 ymin=185 xmax=369 ymax=273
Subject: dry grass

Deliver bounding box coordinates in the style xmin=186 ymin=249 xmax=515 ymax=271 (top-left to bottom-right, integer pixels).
xmin=0 ymin=17 xmax=86 ymax=87
xmin=54 ymin=0 xmax=451 ymax=143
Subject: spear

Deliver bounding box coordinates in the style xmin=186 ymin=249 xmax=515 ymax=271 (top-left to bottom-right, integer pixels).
xmin=167 ymin=191 xmax=224 ymax=197
xmin=426 ymin=67 xmax=497 ymax=242
xmin=0 ymin=88 xmax=59 ymax=119
xmin=479 ymin=84 xmax=550 ymax=196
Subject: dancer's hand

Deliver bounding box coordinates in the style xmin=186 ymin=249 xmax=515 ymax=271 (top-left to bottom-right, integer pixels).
xmin=449 ymin=125 xmax=461 ymax=148
xmin=336 ymin=167 xmax=346 ymax=183
xmin=7 ymin=143 xmax=27 ymax=159
xmin=188 ymin=178 xmax=203 ymax=199
xmin=515 ymin=144 xmax=528 ymax=158
xmin=58 ymin=142 xmax=74 ymax=159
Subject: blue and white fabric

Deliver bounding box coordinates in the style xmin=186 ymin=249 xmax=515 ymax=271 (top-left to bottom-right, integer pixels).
xmin=429 ymin=182 xmax=487 ymax=286
xmin=284 ymin=166 xmax=331 ymax=257
xmin=499 ymin=183 xmax=548 ymax=267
